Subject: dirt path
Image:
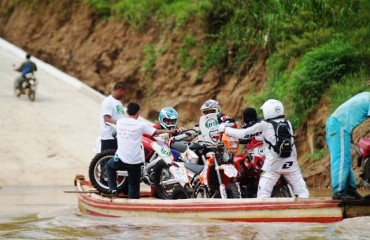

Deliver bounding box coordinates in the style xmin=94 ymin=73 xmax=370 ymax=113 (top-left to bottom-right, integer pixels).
xmin=0 ymin=43 xmax=102 ymax=186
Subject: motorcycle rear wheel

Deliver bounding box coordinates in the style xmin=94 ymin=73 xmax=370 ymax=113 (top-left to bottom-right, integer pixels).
xmin=172 ymin=184 xmax=188 ymax=199
xmin=361 ymin=157 xmax=370 ymax=189
xmin=88 ymin=149 xmax=127 ymax=194
xmin=271 ymin=184 xmax=292 ymax=197
xmin=153 ymin=160 xmax=183 ymax=199
xmin=14 ymin=82 xmax=21 ymax=97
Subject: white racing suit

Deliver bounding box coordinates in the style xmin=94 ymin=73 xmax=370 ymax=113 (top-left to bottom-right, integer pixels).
xmin=225 ymin=118 xmax=309 ymax=198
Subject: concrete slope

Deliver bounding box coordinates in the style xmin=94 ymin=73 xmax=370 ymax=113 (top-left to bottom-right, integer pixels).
xmin=0 ymin=39 xmax=104 ymax=185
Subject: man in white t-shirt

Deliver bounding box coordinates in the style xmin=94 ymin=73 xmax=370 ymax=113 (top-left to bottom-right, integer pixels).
xmin=106 ymin=103 xmax=179 ymax=198
xmin=99 ymin=82 xmax=128 ymax=151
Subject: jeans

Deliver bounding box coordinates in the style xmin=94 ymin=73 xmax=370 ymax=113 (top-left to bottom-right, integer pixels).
xmin=106 ymin=156 xmax=142 ymax=199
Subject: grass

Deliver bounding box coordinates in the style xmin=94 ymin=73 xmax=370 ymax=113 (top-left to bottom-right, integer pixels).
xmin=307 ymin=149 xmax=328 ymax=162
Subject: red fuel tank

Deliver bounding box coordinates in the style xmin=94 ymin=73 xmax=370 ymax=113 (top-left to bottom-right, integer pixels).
xmin=357 ymin=138 xmax=370 ymax=157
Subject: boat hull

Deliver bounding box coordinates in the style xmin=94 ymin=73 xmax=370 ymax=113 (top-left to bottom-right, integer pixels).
xmin=74 ymin=177 xmax=346 ymax=223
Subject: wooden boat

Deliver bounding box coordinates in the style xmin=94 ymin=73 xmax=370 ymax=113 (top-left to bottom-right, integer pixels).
xmin=73 ymin=175 xmax=370 ymax=223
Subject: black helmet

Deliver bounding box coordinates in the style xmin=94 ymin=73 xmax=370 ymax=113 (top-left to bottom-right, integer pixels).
xmin=26 ymin=53 xmax=31 ymax=59
xmin=243 ymin=107 xmax=257 ymax=125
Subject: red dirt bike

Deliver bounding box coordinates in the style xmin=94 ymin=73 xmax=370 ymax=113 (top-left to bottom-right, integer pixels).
xmin=234 ymin=137 xmax=293 ymax=198
xmin=88 ymin=128 xmax=188 ymax=196
xmin=353 ymin=138 xmax=370 ymax=189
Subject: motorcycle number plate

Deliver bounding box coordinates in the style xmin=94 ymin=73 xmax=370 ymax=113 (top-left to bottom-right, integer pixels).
xmin=171 ymin=166 xmax=188 ymax=184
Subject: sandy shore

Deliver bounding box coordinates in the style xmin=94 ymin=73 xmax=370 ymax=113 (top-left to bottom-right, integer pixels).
xmin=0 ymin=45 xmax=102 ymax=186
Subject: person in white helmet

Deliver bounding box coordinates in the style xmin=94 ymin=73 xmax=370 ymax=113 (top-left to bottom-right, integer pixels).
xmin=219 ymin=99 xmax=309 ymax=198
xmin=200 ymin=99 xmax=235 ymax=125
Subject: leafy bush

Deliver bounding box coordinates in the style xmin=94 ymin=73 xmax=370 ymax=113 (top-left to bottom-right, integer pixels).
xmin=287 ymin=38 xmax=362 ymax=125
xmin=88 ymin=0 xmax=112 ymax=18
xmin=176 ymin=35 xmax=197 ymax=72
xmin=328 ymin=70 xmax=370 ymax=112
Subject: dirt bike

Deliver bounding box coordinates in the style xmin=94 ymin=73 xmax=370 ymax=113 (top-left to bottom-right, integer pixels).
xmin=353 ymin=137 xmax=370 ymax=189
xmin=88 ymin=127 xmax=187 ymax=196
xmin=153 ymin=113 xmax=241 ymax=199
xmin=14 ymin=73 xmax=37 ymax=102
xmin=234 ymin=137 xmax=293 ymax=198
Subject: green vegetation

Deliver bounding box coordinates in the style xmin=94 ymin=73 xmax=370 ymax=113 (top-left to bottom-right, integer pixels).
xmin=16 ymin=0 xmax=370 ymax=129
xmin=177 ymin=34 xmax=197 ymax=72
xmin=307 ymin=149 xmax=328 ymax=162
xmin=87 ymin=0 xmax=212 ymax=29
xmin=142 ymin=44 xmax=157 ymax=78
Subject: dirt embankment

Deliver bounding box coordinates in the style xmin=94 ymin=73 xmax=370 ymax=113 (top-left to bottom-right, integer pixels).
xmin=1 ymin=1 xmax=368 ymax=188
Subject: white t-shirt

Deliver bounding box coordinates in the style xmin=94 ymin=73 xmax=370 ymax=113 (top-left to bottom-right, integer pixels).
xmin=116 ymin=118 xmax=156 ymax=164
xmin=99 ymin=95 xmax=125 ymax=140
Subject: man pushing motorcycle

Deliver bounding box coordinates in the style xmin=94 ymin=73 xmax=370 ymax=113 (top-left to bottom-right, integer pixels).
xmin=219 ymin=99 xmax=309 ymax=199
xmin=105 ymin=103 xmax=182 ymax=198
xmin=326 ymin=91 xmax=370 ymax=200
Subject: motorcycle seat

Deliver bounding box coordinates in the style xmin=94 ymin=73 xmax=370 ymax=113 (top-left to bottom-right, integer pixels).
xmin=184 ymin=162 xmax=204 ymax=174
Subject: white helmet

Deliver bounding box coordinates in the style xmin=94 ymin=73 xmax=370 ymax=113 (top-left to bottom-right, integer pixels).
xmin=200 ymin=99 xmax=221 ymax=116
xmin=260 ymin=99 xmax=285 ymax=120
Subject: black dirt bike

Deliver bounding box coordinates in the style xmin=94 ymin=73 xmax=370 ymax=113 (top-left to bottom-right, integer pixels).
xmin=14 ymin=74 xmax=37 ymax=102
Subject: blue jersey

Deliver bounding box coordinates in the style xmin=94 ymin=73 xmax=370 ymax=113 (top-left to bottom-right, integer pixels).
xmin=331 ymin=92 xmax=370 ymax=133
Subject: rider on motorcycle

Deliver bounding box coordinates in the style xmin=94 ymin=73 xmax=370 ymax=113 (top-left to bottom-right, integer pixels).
xmin=200 ymin=99 xmax=236 ymax=125
xmin=15 ymin=53 xmax=37 ymax=95
xmin=157 ymin=107 xmax=179 ymax=130
xmin=144 ymin=107 xmax=179 ymax=140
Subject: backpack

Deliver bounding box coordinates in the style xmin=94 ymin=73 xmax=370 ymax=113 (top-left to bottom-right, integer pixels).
xmin=264 ymin=120 xmax=293 ymax=158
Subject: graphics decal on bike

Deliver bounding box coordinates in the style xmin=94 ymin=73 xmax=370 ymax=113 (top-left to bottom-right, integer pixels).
xmin=170 ymin=166 xmax=189 ymax=185
xmin=161 ymin=147 xmax=171 ymax=157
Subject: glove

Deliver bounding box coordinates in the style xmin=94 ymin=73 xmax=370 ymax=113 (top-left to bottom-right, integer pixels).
xmin=218 ymin=123 xmax=226 ymax=133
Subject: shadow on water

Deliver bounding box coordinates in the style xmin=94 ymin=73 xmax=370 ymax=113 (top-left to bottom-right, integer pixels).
xmin=0 ymin=186 xmax=369 ymax=239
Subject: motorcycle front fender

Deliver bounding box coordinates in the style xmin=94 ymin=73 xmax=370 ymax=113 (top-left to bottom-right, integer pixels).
xmin=151 ymin=141 xmax=174 ymax=165
xmin=218 ymin=164 xmax=239 ymax=178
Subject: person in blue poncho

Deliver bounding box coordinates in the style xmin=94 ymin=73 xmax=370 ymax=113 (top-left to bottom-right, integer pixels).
xmin=326 ymin=92 xmax=370 ymax=200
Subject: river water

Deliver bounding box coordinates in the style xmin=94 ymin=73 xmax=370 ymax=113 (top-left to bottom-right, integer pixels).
xmin=1 ymin=186 xmax=369 ymax=240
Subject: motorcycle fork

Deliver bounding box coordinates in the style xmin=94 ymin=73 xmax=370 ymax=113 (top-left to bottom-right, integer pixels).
xmin=210 ymin=156 xmax=227 ymax=199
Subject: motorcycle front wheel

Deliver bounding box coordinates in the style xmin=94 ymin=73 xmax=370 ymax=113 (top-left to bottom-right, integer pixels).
xmin=88 ymin=149 xmax=127 ymax=194
xmin=28 ymin=88 xmax=35 ymax=101
xmin=153 ymin=160 xmax=184 ymax=199
xmin=226 ymin=182 xmax=241 ymax=198
xmin=14 ymin=81 xmax=21 ymax=97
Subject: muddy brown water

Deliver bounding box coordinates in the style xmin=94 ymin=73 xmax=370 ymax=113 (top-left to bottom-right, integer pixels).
xmin=1 ymin=186 xmax=370 ymax=240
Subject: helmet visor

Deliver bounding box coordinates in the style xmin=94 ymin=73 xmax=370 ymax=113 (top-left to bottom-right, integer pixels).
xmin=202 ymin=109 xmax=217 ymax=115
xmin=163 ymin=118 xmax=177 ymax=126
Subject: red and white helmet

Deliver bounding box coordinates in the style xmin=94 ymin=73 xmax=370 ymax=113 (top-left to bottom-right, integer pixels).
xmin=200 ymin=99 xmax=221 ymax=116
